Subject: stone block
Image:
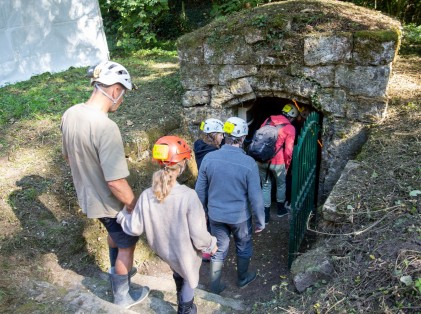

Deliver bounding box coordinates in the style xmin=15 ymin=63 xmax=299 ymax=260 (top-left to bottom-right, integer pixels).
xmin=335 ymin=64 xmax=391 ymax=97
xmin=319 ymin=119 xmax=368 ymax=199
xmin=177 ymin=45 xmax=204 ymax=65
xmin=316 ymin=88 xmax=347 ymax=117
xmin=290 ymin=247 xmax=335 ymax=293
xmin=229 ymin=78 xmax=253 ymax=96
xmin=211 ymin=85 xmax=234 ymax=108
xmin=304 ymin=34 xmax=352 ymax=66
xmin=290 ymin=65 xmax=335 ymax=87
xmin=244 ymin=28 xmax=265 ymax=44
xmin=182 ymin=90 xmax=210 ymax=107
xmin=180 ymin=65 xmax=220 ymax=89
xmin=345 ymin=96 xmax=388 ymax=123
xmin=354 ymin=39 xmax=397 ymax=65
xmin=204 ymin=36 xmax=254 ymax=65
xmin=280 ymin=75 xmax=318 ymax=98
xmin=322 ymin=160 xmax=361 ymax=223
xmin=353 ymin=30 xmax=400 ymax=65
xmin=219 ymin=65 xmax=258 ymax=84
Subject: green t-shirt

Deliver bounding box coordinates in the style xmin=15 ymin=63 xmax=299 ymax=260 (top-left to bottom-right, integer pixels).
xmin=61 ymin=103 xmax=129 ymax=218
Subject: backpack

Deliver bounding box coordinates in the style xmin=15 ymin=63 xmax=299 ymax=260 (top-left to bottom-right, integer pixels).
xmin=247 ymin=119 xmax=287 ymax=163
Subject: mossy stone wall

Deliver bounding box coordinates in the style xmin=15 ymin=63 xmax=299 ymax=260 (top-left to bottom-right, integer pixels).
xmin=177 ymin=0 xmax=401 ymax=201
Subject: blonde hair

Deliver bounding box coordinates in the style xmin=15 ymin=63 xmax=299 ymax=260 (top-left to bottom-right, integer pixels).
xmin=152 ymin=162 xmax=184 ymax=202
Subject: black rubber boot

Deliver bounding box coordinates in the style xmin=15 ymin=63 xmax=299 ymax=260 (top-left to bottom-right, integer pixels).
xmin=109 ymin=273 xmax=149 ymax=308
xmin=173 ymin=273 xmax=184 ymax=304
xmin=210 ymin=261 xmax=226 ymax=294
xmin=177 ymin=298 xmax=197 ymax=314
xmin=237 ymin=257 xmax=257 ymax=288
xmin=264 ymin=207 xmax=271 ymax=224
xmin=277 ymin=202 xmax=288 ymax=217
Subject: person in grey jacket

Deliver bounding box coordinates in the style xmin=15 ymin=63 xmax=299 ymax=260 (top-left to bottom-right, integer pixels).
xmin=117 ymin=136 xmax=217 ymax=313
xmin=195 ymin=117 xmax=265 ymax=294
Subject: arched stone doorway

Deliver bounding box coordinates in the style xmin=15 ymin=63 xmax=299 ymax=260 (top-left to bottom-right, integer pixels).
xmin=177 ymin=0 xmax=401 ymax=203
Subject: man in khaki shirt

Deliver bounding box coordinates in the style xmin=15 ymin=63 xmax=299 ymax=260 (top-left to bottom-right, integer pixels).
xmin=61 ymin=61 xmax=149 ymax=308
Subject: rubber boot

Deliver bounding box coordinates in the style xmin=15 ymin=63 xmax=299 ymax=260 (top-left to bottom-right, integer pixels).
xmin=109 ymin=273 xmax=149 ymax=308
xmin=173 ymin=274 xmax=184 ymax=304
xmin=277 ymin=202 xmax=287 ymax=217
xmin=264 ymin=207 xmax=271 ymax=224
xmin=177 ymin=298 xmax=197 ymax=314
xmin=109 ymin=266 xmax=137 ymax=278
xmin=237 ymin=257 xmax=257 ymax=288
xmin=210 ymin=261 xmax=226 ymax=294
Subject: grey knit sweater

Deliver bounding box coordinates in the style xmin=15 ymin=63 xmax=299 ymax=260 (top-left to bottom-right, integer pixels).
xmin=117 ymin=183 xmax=216 ymax=287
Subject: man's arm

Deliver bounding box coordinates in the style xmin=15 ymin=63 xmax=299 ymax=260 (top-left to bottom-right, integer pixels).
xmin=194 ymin=161 xmax=209 ymax=210
xmin=247 ymin=163 xmax=265 ymax=232
xmin=107 ymin=178 xmax=136 ymax=213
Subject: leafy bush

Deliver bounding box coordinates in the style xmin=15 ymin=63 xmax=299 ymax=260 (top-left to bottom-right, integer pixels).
xmin=401 ymin=23 xmax=421 ymax=54
xmin=345 ymin=0 xmax=421 ymax=24
xmin=99 ymin=0 xmax=169 ymax=52
xmin=210 ymin=0 xmax=272 ymax=17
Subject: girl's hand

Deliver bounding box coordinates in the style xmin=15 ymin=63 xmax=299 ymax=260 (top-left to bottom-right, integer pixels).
xmin=211 ymin=245 xmax=218 ymax=255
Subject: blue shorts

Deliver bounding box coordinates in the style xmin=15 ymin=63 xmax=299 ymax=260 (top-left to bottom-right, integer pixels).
xmin=98 ymin=217 xmax=139 ymax=248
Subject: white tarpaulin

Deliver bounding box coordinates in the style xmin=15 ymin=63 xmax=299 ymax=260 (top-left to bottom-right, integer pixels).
xmin=0 ymin=0 xmax=109 ymax=87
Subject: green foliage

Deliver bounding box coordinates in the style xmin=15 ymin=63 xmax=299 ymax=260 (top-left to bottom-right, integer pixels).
xmin=401 ymin=23 xmax=421 ymax=54
xmin=155 ymin=1 xmax=213 ymax=40
xmin=210 ymin=0 xmax=272 ymax=17
xmin=99 ymin=0 xmax=170 ymax=52
xmin=345 ymin=0 xmax=421 ymax=24
xmin=415 ymin=278 xmax=421 ymax=294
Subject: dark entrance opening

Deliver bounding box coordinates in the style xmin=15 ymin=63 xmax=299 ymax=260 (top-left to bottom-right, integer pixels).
xmin=239 ymin=96 xmax=323 ymax=204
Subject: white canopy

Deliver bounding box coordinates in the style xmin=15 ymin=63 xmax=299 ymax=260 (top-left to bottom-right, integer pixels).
xmin=0 ymin=0 xmax=109 ymax=87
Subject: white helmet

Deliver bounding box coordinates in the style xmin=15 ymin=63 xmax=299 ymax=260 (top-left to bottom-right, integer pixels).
xmin=88 ymin=61 xmax=133 ymax=90
xmin=200 ymin=118 xmax=224 ymax=133
xmin=282 ymin=104 xmax=299 ymax=119
xmin=223 ymin=117 xmax=248 ymax=137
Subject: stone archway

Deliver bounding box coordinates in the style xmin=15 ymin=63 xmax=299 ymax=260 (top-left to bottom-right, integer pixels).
xmin=177 ymin=0 xmax=401 ymax=203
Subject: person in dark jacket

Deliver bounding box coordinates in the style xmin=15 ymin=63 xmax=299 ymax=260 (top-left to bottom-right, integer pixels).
xmin=195 ymin=117 xmax=265 ymax=294
xmin=193 ymin=118 xmax=224 ymax=261
xmin=193 ymin=118 xmax=224 ymax=170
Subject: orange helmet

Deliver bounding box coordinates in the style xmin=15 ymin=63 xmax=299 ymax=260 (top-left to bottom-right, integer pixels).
xmin=152 ymin=136 xmax=191 ymax=166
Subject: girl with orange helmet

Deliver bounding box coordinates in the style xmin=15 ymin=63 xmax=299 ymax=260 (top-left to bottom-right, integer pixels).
xmin=117 ymin=136 xmax=217 ymax=313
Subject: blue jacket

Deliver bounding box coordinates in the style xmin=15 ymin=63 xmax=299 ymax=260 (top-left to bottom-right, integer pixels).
xmin=195 ymin=144 xmax=265 ymax=230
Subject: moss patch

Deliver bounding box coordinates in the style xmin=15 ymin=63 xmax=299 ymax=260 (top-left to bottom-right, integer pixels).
xmin=354 ymin=29 xmax=401 ymax=42
xmin=178 ymin=0 xmax=401 ymax=51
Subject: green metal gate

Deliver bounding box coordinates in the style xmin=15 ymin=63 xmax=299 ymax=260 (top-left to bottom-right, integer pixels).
xmin=288 ymin=111 xmax=320 ymax=268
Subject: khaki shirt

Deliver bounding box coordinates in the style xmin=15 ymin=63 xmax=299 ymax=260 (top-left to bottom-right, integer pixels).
xmin=61 ymin=103 xmax=129 ymax=218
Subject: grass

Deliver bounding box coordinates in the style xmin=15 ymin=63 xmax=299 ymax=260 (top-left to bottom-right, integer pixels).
xmin=0 ymin=68 xmax=91 ymax=125
xmin=0 ymin=47 xmax=181 ymax=127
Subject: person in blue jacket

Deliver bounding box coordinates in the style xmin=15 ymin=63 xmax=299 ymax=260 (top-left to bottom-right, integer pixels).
xmin=195 ymin=117 xmax=265 ymax=294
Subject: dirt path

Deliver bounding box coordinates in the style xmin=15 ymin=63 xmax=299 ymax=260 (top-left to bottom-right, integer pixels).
xmin=0 ymin=54 xmax=419 ymax=313
xmin=137 ymin=206 xmax=291 ymax=308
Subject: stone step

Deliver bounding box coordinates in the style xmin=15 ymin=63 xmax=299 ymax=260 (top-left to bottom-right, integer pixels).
xmin=32 ymin=267 xmax=246 ymax=313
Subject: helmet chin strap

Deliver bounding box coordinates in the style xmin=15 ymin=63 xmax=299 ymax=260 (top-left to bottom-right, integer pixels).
xmin=95 ymin=83 xmax=124 ymax=108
